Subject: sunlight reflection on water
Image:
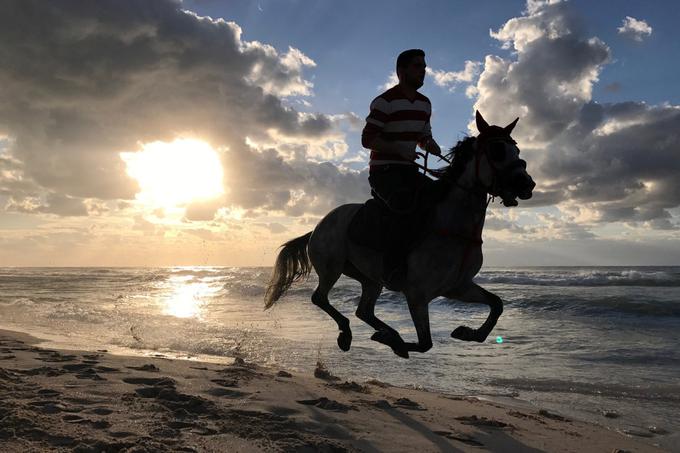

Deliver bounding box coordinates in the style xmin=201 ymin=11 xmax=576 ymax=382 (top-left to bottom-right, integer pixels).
xmin=162 ymin=278 xmax=216 ymax=319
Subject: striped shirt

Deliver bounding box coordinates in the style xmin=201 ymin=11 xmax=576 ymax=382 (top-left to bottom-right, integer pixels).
xmin=362 ymin=85 xmax=432 ymax=169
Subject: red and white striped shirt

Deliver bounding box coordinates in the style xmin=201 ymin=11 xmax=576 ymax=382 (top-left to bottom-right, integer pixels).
xmin=362 ymin=85 xmax=432 ymax=170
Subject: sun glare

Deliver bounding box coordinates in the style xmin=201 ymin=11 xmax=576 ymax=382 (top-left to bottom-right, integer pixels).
xmin=122 ymin=139 xmax=224 ymax=208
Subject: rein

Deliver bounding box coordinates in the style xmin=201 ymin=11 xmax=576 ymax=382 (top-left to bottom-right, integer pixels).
xmin=415 ymin=151 xmax=451 ymax=176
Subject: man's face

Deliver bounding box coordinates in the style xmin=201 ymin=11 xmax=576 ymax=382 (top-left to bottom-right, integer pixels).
xmin=399 ymin=56 xmax=426 ymax=89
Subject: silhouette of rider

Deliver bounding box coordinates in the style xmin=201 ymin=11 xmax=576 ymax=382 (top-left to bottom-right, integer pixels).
xmin=361 ymin=49 xmax=442 ymax=282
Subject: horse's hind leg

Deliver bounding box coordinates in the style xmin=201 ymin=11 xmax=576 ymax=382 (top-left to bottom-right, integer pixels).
xmin=447 ymin=282 xmax=503 ymax=343
xmin=312 ymin=268 xmax=352 ymax=351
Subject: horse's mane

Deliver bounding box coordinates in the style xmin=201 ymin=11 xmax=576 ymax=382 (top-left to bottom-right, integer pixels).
xmin=430 ymin=135 xmax=476 ymax=182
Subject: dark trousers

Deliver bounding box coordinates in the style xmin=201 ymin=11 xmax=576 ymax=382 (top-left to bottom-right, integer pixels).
xmin=367 ymin=165 xmax=432 ymax=270
xmin=368 ymin=164 xmax=432 ymax=215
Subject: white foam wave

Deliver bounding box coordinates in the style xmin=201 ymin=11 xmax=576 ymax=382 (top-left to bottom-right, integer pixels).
xmin=475 ymin=268 xmax=680 ymax=287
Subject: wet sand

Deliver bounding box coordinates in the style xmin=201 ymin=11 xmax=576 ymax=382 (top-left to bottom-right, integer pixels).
xmin=0 ymin=329 xmax=667 ymax=452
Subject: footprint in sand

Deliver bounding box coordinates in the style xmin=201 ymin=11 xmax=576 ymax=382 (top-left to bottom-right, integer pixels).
xmin=62 ymin=363 xmax=93 ymax=372
xmin=37 ymin=388 xmax=61 ymax=398
xmin=134 ymin=387 xmax=165 ymax=398
xmin=123 ymin=376 xmax=175 ymax=386
xmin=27 ymin=400 xmax=67 ymax=414
xmin=60 ymin=363 xmax=106 ymax=380
xmin=126 ymin=364 xmax=160 ymax=372
xmin=210 ymin=378 xmax=238 ymax=388
xmin=205 ymin=387 xmax=249 ymax=398
xmin=85 ymin=407 xmax=114 ymax=416
xmin=123 ymin=376 xmax=176 ymax=400
xmin=37 ymin=351 xmax=78 ymax=362
xmin=150 ymin=427 xmax=179 ymax=438
xmin=455 ymin=415 xmax=514 ymax=429
xmin=538 ymin=409 xmax=571 ymax=422
xmin=167 ymin=420 xmax=196 ymax=429
xmin=123 ymin=376 xmax=212 ymax=415
xmin=433 ymin=430 xmax=485 ymax=447
xmin=392 ymin=397 xmax=426 ymax=410
xmin=61 ymin=414 xmax=111 ymax=429
xmin=296 ymin=397 xmax=356 ymax=413
xmin=108 ymin=431 xmax=137 ymax=439
xmin=20 ymin=366 xmax=65 ymax=377
xmin=326 ymin=381 xmax=370 ymax=393
xmin=77 ymin=371 xmax=106 ymax=381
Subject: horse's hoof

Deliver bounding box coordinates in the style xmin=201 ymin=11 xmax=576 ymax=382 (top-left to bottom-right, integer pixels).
xmin=371 ymin=331 xmax=409 ymax=358
xmin=337 ymin=330 xmax=352 ymax=351
xmin=392 ymin=346 xmax=409 ymax=359
xmin=370 ymin=329 xmax=393 ymax=345
xmin=451 ymin=326 xmax=484 ymax=343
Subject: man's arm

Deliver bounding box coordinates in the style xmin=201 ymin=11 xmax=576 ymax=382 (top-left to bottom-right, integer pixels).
xmin=417 ymin=120 xmax=441 ymax=156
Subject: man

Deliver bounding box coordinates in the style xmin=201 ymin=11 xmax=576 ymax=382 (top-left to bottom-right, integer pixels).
xmin=360 ymin=49 xmax=442 ymax=283
xmin=362 ymin=49 xmax=441 ymax=208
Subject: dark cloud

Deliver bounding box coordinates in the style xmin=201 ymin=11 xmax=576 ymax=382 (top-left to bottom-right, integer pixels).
xmin=0 ymin=0 xmax=357 ymax=218
xmin=6 ymin=192 xmax=88 ymax=217
xmin=224 ymin=144 xmax=369 ymax=218
xmin=472 ymin=0 xmax=680 ymax=227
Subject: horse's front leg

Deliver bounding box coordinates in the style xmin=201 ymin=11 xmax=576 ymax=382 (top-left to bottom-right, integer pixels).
xmin=447 ymin=282 xmax=503 ymax=343
xmin=354 ymin=279 xmax=410 ymax=358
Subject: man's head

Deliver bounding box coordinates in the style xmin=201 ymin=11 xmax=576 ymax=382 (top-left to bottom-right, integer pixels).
xmin=396 ymin=49 xmax=426 ymax=90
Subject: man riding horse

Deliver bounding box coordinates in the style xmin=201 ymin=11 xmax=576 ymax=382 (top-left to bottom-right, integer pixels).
xmin=361 ymin=49 xmax=443 ymax=285
xmin=264 ymin=52 xmax=536 ymax=358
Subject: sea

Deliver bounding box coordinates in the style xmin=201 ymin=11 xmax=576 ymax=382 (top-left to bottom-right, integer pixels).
xmin=0 ymin=266 xmax=678 ymax=450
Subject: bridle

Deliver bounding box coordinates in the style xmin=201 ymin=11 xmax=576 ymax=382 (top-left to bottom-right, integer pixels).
xmin=416 ymin=134 xmax=522 ymax=199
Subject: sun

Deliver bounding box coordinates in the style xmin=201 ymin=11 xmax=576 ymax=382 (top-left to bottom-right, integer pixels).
xmin=121 ymin=138 xmax=224 ymax=209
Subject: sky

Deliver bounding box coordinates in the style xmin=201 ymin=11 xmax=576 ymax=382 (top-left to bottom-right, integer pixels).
xmin=1 ymin=0 xmax=679 ymax=266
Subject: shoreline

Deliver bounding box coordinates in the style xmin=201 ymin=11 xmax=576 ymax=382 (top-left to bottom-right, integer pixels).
xmin=0 ymin=328 xmax=668 ymax=452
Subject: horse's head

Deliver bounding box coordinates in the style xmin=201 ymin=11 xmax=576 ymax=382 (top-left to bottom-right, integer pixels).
xmin=469 ymin=110 xmax=535 ymax=206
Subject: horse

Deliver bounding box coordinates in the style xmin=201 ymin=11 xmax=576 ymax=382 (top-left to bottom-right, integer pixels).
xmin=264 ymin=111 xmax=535 ymax=358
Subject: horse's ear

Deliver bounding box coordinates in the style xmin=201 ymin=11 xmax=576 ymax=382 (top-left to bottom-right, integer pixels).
xmin=475 ymin=110 xmax=490 ymax=133
xmin=504 ymin=117 xmax=519 ymax=135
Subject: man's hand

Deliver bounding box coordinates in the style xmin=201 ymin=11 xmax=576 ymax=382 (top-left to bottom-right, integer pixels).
xmin=419 ymin=136 xmax=441 ymax=156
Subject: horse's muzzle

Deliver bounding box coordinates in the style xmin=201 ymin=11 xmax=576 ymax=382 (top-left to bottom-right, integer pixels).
xmin=512 ymin=172 xmax=535 ymax=200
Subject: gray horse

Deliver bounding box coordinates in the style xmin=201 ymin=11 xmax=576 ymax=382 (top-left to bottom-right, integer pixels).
xmin=264 ymin=111 xmax=535 ymax=358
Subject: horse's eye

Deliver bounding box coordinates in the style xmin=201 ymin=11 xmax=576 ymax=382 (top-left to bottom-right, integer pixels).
xmin=490 ymin=142 xmax=505 ymax=161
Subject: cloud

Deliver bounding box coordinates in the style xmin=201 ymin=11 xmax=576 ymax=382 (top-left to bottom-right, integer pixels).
xmin=469 ymin=0 xmax=680 ymax=229
xmin=243 ymin=43 xmax=317 ymax=97
xmin=0 ymin=0 xmax=359 ymax=221
xmin=617 ymin=16 xmax=653 ymax=42
xmin=427 ymin=61 xmax=482 ymax=92
xmin=223 ymin=144 xmax=369 ymax=218
xmin=379 ymin=73 xmax=399 ymax=91
xmin=383 ymin=60 xmax=482 ymax=94
xmin=6 ymin=193 xmax=88 ymax=217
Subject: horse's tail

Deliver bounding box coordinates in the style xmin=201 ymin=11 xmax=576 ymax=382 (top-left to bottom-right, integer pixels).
xmin=264 ymin=232 xmax=313 ymax=310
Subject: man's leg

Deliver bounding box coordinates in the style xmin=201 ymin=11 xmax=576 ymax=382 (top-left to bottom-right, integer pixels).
xmin=379 ymin=166 xmax=420 ymax=285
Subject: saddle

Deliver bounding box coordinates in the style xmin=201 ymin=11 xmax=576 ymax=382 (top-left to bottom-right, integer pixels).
xmin=348 ymin=180 xmax=448 ymax=290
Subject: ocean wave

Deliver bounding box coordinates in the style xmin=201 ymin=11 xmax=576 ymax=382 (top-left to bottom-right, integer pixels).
xmin=474 ymin=294 xmax=680 ymax=318
xmin=475 ymin=268 xmax=680 ymax=287
xmin=487 ymin=377 xmax=680 ymax=402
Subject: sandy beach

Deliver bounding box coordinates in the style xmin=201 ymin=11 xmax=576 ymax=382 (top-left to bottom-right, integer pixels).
xmin=0 ymin=328 xmax=667 ymax=452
